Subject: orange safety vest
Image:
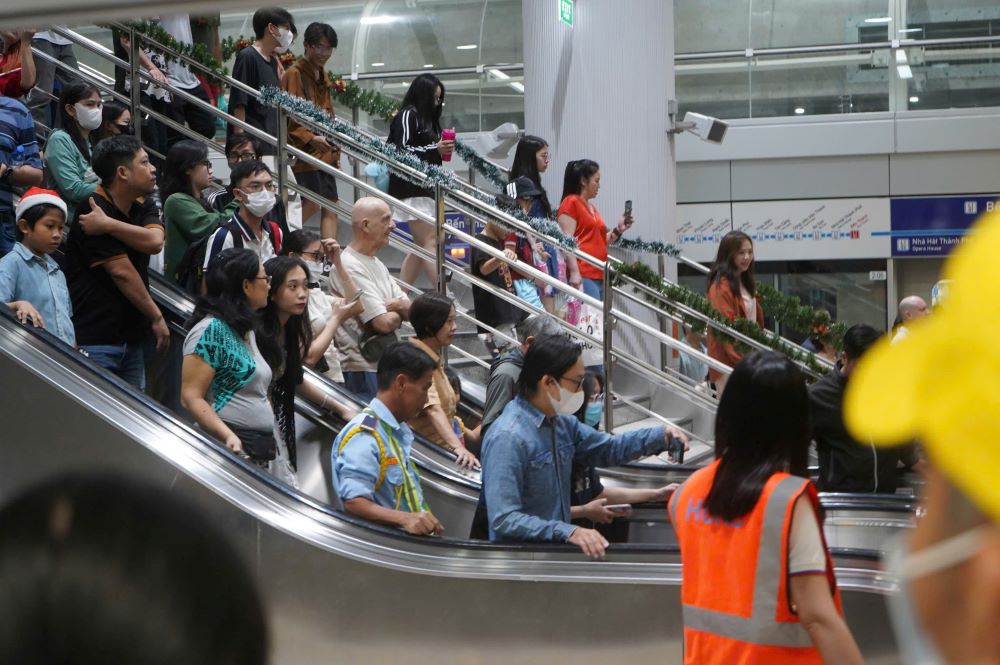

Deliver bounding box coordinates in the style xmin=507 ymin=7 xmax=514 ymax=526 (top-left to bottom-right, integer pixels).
xmin=669 ymin=460 xmax=842 ymax=665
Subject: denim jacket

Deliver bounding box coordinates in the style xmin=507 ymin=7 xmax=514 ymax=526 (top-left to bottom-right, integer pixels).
xmin=481 ymin=396 xmax=667 ymax=542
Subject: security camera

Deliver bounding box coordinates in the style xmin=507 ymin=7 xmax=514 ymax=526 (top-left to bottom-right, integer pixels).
xmin=677 ymin=112 xmax=728 ymax=143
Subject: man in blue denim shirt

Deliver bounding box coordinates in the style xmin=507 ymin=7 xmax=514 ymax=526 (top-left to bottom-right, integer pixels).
xmin=332 ymin=342 xmax=445 ymax=536
xmin=0 ymin=97 xmax=44 ymax=257
xmin=482 ymin=334 xmax=688 ymax=558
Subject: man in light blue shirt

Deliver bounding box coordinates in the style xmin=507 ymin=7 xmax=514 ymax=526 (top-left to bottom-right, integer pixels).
xmin=0 ymin=188 xmax=74 ymax=346
xmin=332 ymin=341 xmax=444 ymax=536
xmin=678 ymin=324 xmax=708 ymax=383
xmin=482 ymin=334 xmax=688 ymax=558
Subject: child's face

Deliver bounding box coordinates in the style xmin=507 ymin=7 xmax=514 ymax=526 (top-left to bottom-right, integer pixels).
xmin=19 ymin=209 xmax=65 ymax=254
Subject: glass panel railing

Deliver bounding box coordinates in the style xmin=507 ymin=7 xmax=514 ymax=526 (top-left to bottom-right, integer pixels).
xmin=675 ymin=57 xmax=750 ymax=120
xmin=749 ymin=0 xmax=891 ymax=50
xmin=904 ymin=41 xmax=1000 ymax=111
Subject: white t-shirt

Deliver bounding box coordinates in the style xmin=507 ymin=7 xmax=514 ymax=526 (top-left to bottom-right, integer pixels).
xmin=202 ymin=218 xmax=277 ymax=270
xmin=157 ymin=15 xmax=201 ymax=89
xmin=328 ymin=247 xmax=406 ymax=372
xmin=788 ymin=494 xmax=828 ymax=575
xmin=307 ymin=287 xmax=345 ymax=383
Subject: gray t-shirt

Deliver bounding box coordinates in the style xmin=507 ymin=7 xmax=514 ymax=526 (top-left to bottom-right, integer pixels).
xmin=183 ymin=316 xmax=274 ymax=433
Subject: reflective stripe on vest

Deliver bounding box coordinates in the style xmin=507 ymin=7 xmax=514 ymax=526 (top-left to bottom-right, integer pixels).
xmin=681 ymin=475 xmax=814 ymax=649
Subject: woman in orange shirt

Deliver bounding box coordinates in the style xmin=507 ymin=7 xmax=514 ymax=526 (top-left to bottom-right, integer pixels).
xmin=706 ymin=231 xmax=765 ymax=396
xmin=556 ymin=159 xmax=633 ymax=300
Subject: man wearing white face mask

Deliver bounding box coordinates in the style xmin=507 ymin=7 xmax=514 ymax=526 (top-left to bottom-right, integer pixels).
xmin=202 ymin=160 xmax=282 ymax=271
xmin=229 ymin=7 xmax=296 ymax=155
xmin=481 ymin=333 xmax=688 ymax=558
xmin=844 ymin=206 xmax=1000 ymax=665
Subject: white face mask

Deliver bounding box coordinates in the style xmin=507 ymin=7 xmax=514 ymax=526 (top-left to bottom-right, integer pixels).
xmin=240 ymin=190 xmax=276 ymax=218
xmin=884 ymin=527 xmax=990 ymax=665
xmin=548 ymin=378 xmax=585 ymax=416
xmin=275 ymin=26 xmax=293 ymax=49
xmin=302 ymin=259 xmax=325 ymax=281
xmin=74 ymin=103 xmax=103 ymax=131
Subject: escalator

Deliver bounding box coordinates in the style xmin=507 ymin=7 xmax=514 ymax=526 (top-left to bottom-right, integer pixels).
xmin=150 ymin=272 xmax=916 ymax=549
xmin=0 ymin=298 xmax=902 ymax=665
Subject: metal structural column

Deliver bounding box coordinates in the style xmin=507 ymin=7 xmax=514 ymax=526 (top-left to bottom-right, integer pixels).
xmin=523 ymin=0 xmax=677 ymax=397
xmin=276 ymin=109 xmax=288 ymax=211
xmin=127 ymin=26 xmax=142 ymax=146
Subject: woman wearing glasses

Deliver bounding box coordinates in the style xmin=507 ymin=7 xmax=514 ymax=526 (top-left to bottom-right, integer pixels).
xmin=162 ymin=140 xmax=240 ymax=284
xmin=181 ymin=247 xmax=279 ymax=471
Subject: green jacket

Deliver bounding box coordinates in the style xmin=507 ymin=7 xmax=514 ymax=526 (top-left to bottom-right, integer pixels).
xmin=163 ymin=192 xmax=239 ymax=282
xmin=43 ymin=129 xmax=99 ymax=221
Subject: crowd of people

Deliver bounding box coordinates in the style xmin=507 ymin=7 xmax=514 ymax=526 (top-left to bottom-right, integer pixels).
xmin=0 ymin=9 xmax=983 ymax=663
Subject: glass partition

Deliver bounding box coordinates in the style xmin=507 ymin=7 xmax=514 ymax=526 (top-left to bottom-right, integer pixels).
xmin=749 ymin=0 xmax=890 ymax=49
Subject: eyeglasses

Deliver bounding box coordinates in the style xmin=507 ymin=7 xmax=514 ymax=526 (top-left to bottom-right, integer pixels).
xmin=589 ymin=392 xmax=605 ymax=404
xmin=242 ymin=181 xmax=278 ymax=193
xmin=230 ymin=152 xmax=257 ymax=162
xmin=300 ymin=250 xmax=324 ymax=260
xmin=253 ymin=275 xmax=272 ymax=285
xmin=200 ymin=159 xmax=213 ymax=168
xmin=559 ymin=374 xmax=585 ymax=391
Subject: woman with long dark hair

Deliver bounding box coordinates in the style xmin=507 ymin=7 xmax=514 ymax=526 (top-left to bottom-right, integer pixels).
xmin=387 ymin=73 xmax=455 ymax=290
xmin=279 ymin=229 xmax=363 ymax=390
xmin=557 ymin=159 xmax=634 ymax=300
xmin=670 ymin=351 xmax=862 ymax=664
xmin=162 ymin=140 xmax=239 ymax=283
xmin=180 ymin=248 xmax=277 ymax=470
xmin=91 ymin=101 xmax=131 ymax=143
xmin=706 ymin=230 xmax=764 ymax=395
xmin=406 ymin=291 xmax=480 ymax=470
xmin=258 ymin=256 xmax=354 ymax=486
xmin=43 ymin=81 xmax=101 ymax=221
xmin=510 ymin=135 xmax=561 ymax=315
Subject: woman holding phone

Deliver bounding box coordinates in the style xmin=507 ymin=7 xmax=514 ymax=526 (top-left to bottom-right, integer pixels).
xmin=557 ymin=159 xmax=634 ymax=299
xmin=388 ymin=73 xmax=454 ymax=290
xmin=280 ymin=229 xmax=364 ymax=386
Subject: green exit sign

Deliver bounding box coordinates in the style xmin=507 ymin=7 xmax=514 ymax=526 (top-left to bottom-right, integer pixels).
xmin=560 ymin=0 xmax=574 ymax=26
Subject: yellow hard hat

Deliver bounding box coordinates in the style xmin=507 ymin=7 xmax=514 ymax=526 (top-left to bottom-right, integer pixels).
xmin=844 ymin=209 xmax=1000 ymax=523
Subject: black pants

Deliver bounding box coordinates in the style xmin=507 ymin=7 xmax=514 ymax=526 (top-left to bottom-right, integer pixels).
xmin=162 ymin=83 xmax=217 ymax=147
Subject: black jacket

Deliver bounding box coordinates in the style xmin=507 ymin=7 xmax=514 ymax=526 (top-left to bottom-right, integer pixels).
xmin=808 ymin=370 xmax=915 ymax=493
xmin=387 ymin=106 xmax=441 ymax=201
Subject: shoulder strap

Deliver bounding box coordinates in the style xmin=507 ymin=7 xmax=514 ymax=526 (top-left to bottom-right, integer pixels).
xmin=267 ymin=221 xmax=282 ymax=253
xmin=336 ymin=408 xmax=393 ymax=490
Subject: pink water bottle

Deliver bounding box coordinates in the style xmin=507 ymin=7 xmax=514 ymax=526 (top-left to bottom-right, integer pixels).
xmin=441 ymin=128 xmax=456 ymax=162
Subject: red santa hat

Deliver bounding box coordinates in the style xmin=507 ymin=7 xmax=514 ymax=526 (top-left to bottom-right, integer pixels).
xmin=15 ymin=187 xmax=67 ymax=220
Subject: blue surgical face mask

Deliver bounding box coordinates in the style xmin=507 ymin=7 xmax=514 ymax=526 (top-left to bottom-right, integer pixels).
xmin=884 ymin=527 xmax=989 ymax=665
xmin=584 ymin=402 xmax=602 ymax=427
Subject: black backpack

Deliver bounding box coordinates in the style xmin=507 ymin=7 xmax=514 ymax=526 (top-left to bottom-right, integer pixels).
xmin=175 ymin=220 xmax=283 ymax=294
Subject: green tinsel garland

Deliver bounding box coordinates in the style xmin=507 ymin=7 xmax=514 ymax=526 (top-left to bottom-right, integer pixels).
xmin=453 ymin=141 xmax=507 ymax=188
xmin=615 ymin=237 xmax=682 ymax=258
xmin=613 ymin=261 xmax=831 ymax=376
xmin=757 ymin=283 xmax=847 ymax=350
xmin=107 ymin=20 xmax=227 ymax=78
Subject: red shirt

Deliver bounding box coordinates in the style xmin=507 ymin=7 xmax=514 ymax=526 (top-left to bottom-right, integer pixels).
xmin=0 ymin=48 xmax=24 ymax=98
xmin=557 ymin=194 xmax=606 ymax=279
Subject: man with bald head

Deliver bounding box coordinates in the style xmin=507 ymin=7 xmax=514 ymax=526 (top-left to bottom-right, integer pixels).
xmin=328 ymin=197 xmax=410 ymax=400
xmin=891 ymin=295 xmax=930 ymax=345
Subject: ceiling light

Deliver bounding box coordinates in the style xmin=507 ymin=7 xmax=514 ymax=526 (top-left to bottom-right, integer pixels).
xmin=895 ymin=50 xmax=908 ymax=64
xmin=897 ymin=64 xmax=913 ymax=79
xmin=371 ymin=62 xmax=385 ymax=67
xmin=909 ymin=96 xmax=920 ymax=103
xmin=456 ymin=44 xmax=478 ymax=50
xmin=488 ymin=68 xmax=511 ymax=80
xmin=360 ymin=15 xmax=397 ymax=25
xmin=864 ymin=16 xmax=892 ymax=24
xmin=423 ymin=64 xmax=434 ymax=68
xmin=899 ymin=28 xmax=922 ymax=34
xmin=510 ymin=82 xmax=525 ymax=93
xmin=794 ymin=107 xmax=805 ymax=115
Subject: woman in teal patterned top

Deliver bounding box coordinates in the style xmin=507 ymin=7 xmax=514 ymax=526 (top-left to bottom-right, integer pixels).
xmin=180 ymin=248 xmax=276 ymax=465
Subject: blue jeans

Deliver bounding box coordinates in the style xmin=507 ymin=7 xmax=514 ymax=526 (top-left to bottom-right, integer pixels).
xmin=82 ymin=343 xmax=147 ymax=391
xmin=343 ymin=371 xmax=377 ymax=403
xmin=582 ymin=277 xmax=604 ymax=301
xmin=0 ymin=214 xmax=15 ymax=258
